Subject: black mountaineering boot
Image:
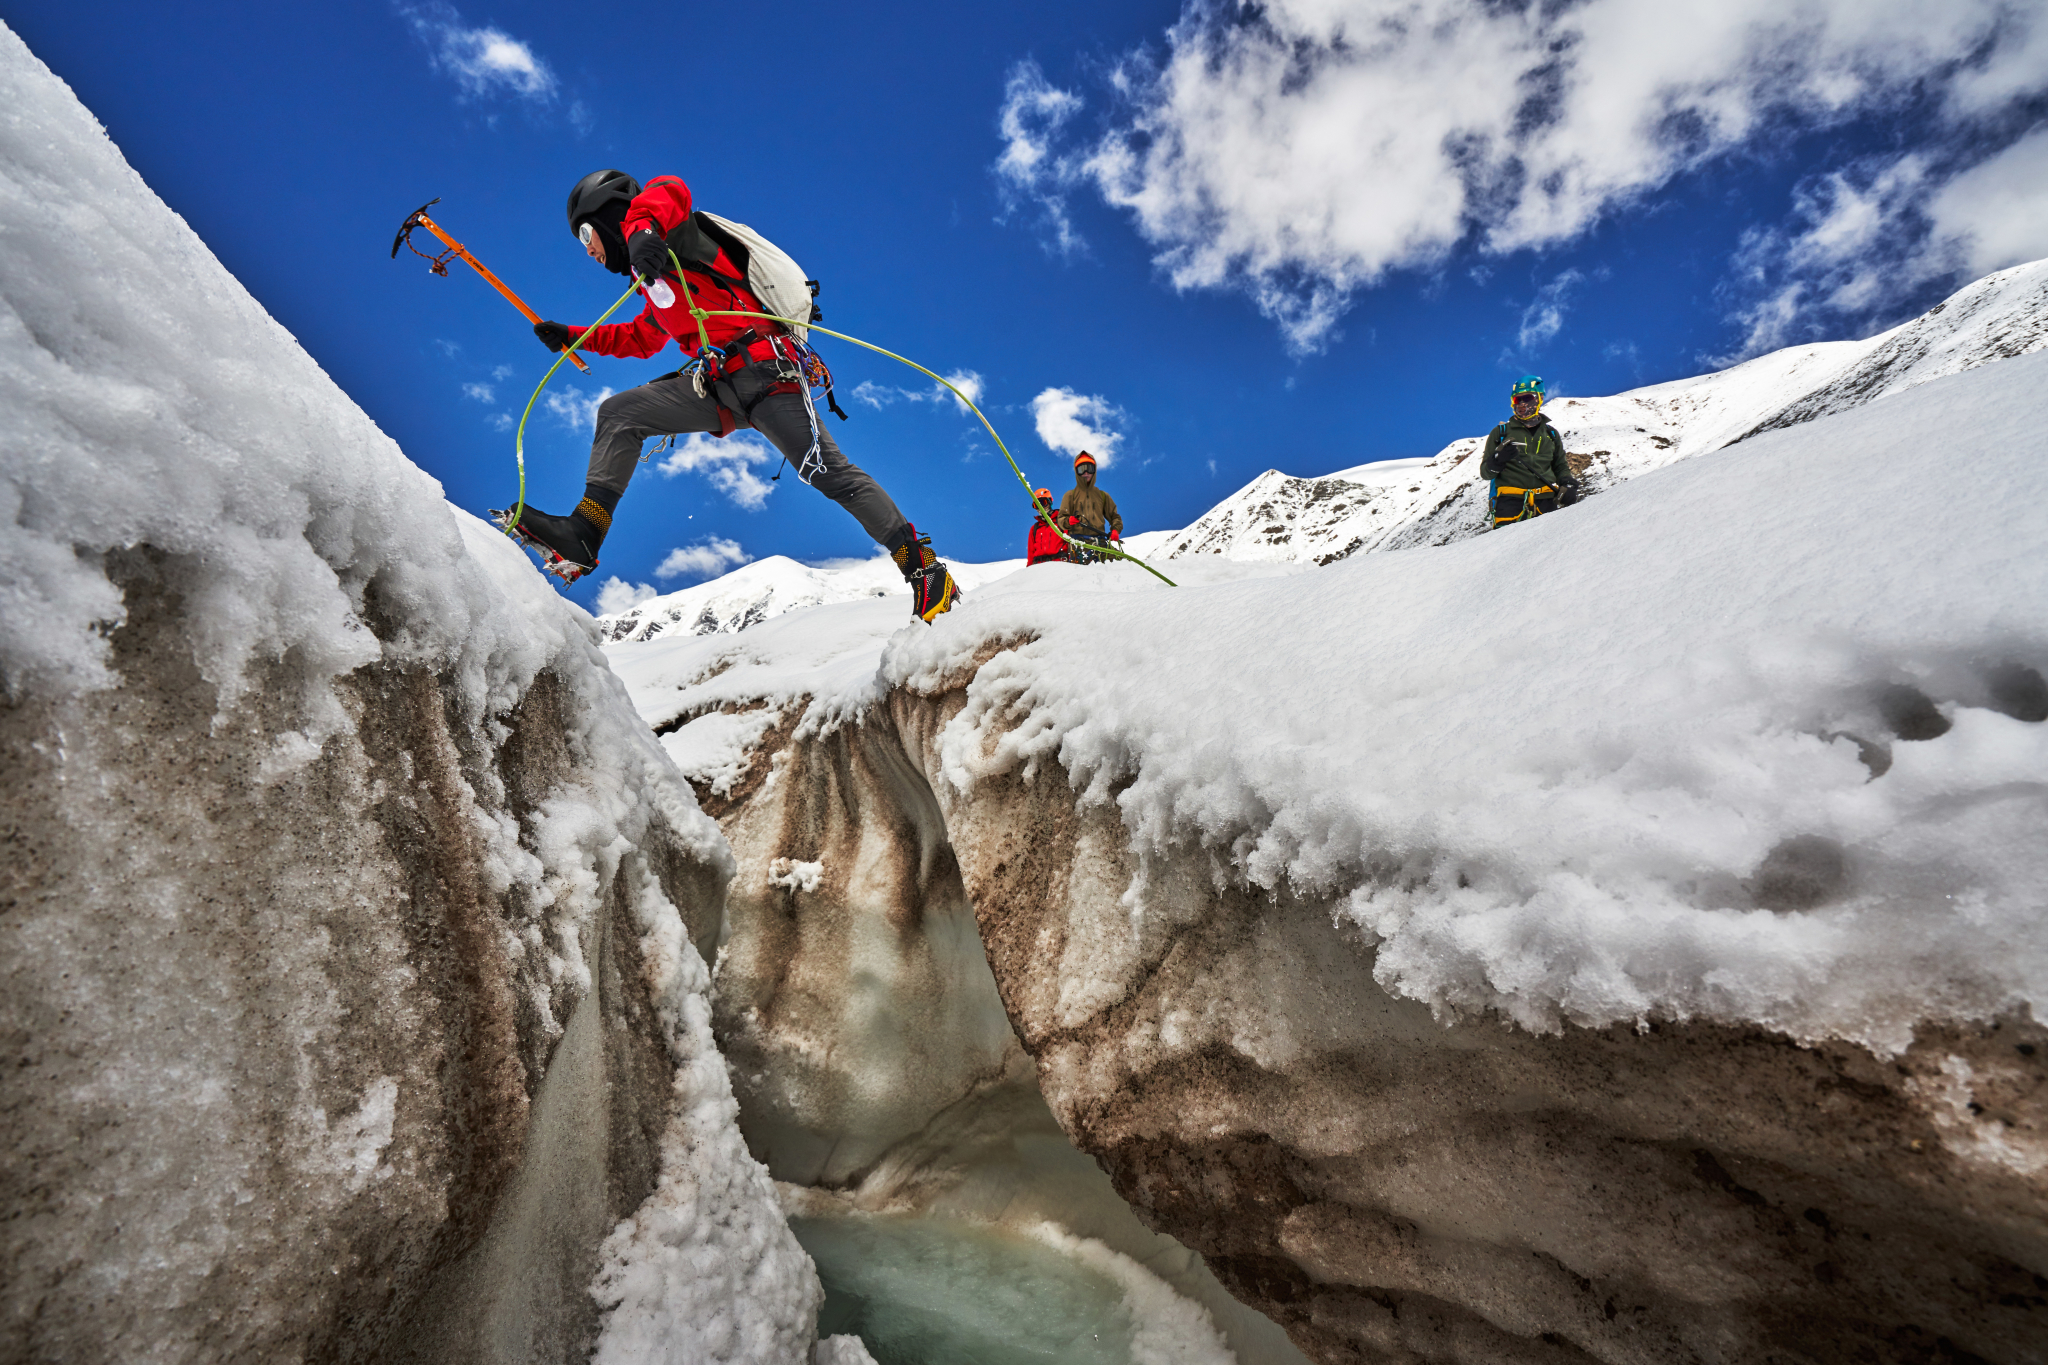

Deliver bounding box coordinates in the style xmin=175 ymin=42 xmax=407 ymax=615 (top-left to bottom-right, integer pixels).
xmin=492 ymin=486 xmax=615 ymax=585
xmin=889 ymin=523 xmax=958 ymax=623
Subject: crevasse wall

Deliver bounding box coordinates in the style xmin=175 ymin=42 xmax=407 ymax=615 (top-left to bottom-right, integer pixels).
xmin=887 ymin=680 xmax=2048 ymax=1363
xmin=686 ymin=693 xmax=1304 ymax=1363
xmin=0 ymin=24 xmax=827 ymax=1364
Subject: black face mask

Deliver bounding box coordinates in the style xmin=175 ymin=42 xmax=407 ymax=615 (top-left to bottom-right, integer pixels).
xmin=577 ymin=209 xmax=632 ymax=276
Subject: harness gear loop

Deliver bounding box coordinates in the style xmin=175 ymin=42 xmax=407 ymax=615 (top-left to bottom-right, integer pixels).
xmin=1491 ymin=484 xmax=1558 ymax=527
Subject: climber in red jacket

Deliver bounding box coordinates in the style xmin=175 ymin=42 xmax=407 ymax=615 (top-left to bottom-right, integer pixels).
xmin=509 ymin=170 xmax=957 ymax=623
xmin=1026 ymin=489 xmax=1068 ymax=566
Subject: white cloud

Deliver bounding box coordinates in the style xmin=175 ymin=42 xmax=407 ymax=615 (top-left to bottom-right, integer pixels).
xmin=402 ymin=3 xmax=556 ymax=100
xmin=1516 ymin=270 xmax=1590 ymax=353
xmin=491 ymin=364 xmax=513 ymax=381
xmin=655 ymin=432 xmax=778 ymax=510
xmin=656 ymin=538 xmax=752 ymax=582
xmin=994 ymin=61 xmax=1087 ymax=256
xmin=1926 ymin=124 xmax=2048 ymax=276
xmin=490 ymin=413 xmax=514 ymax=432
xmin=461 ymin=381 xmax=495 ymax=403
xmin=593 ymin=577 xmax=659 ymax=616
xmin=543 ymin=384 xmax=613 ymax=430
xmin=852 ymin=370 xmax=986 ymax=414
xmin=939 ymin=370 xmax=985 ymax=412
xmin=1000 ymin=1 xmax=2048 ymax=351
xmin=1031 ymin=387 xmax=1125 ymax=466
xmin=1714 ymin=151 xmax=1971 ymax=360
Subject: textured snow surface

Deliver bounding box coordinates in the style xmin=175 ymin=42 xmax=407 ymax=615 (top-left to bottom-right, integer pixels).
xmin=1153 ymin=258 xmax=2048 ymax=567
xmin=608 ymin=557 xmax=1304 ymax=741
xmin=0 ymin=24 xmax=819 ymax=1360
xmin=618 ymin=351 xmax=2048 ymax=1057
xmin=884 ymin=353 xmax=2048 ymax=1054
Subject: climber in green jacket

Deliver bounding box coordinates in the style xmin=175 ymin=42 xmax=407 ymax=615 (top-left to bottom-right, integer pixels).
xmin=1481 ymin=375 xmax=1580 ymax=527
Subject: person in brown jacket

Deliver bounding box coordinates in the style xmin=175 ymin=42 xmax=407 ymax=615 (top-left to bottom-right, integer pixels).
xmin=1060 ymin=452 xmax=1122 ymax=545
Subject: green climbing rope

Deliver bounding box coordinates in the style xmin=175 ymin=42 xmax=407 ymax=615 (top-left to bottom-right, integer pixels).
xmin=508 ymin=264 xmax=1177 ymax=589
xmin=507 ymin=276 xmax=643 ymax=532
xmin=688 ymin=304 xmax=1177 ymax=587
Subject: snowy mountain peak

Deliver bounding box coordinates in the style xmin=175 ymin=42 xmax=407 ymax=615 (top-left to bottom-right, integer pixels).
xmin=598 ymin=552 xmax=1025 ymax=644
xmin=1154 ymin=257 xmax=2048 ymax=567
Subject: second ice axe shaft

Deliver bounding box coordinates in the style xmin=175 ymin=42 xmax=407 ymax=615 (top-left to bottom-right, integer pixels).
xmin=416 ymin=212 xmax=591 ymax=374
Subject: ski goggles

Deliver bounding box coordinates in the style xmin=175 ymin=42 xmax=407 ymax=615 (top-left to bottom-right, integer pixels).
xmin=1511 ymin=392 xmax=1541 ymax=412
xmin=577 ymin=221 xmax=597 ymax=248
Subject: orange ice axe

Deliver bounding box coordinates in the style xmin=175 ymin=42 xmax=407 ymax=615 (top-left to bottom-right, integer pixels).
xmin=391 ymin=198 xmax=590 ymax=373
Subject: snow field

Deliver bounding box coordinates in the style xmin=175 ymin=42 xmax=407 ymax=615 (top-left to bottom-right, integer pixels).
xmin=859 ymin=351 xmax=2048 ymax=1056
xmin=1149 ymin=257 xmax=2048 ymax=568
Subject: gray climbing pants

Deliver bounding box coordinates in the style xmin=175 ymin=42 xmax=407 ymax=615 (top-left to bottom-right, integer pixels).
xmin=584 ymin=358 xmax=911 ymax=550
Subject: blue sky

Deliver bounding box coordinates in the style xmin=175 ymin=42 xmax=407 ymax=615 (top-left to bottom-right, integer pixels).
xmin=9 ymin=1 xmax=2045 ymax=611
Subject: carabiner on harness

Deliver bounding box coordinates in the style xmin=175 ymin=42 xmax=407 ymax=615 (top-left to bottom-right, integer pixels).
xmin=682 ymin=343 xmax=727 ymax=399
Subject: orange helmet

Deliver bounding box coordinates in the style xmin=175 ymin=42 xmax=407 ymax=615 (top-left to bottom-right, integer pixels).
xmin=1033 ymin=487 xmax=1052 ymax=504
xmin=1073 ymin=451 xmax=1096 ymax=470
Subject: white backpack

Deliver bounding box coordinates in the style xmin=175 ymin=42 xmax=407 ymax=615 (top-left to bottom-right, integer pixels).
xmin=692 ymin=212 xmax=820 ymax=343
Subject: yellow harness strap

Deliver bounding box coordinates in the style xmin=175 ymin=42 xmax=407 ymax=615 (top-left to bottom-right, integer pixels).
xmin=1492 ymin=485 xmax=1557 ymax=526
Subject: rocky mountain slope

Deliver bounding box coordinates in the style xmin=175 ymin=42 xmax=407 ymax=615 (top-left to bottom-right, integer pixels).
xmin=0 ymin=27 xmax=853 ymax=1365
xmin=608 ymin=344 xmax=2048 ymax=1362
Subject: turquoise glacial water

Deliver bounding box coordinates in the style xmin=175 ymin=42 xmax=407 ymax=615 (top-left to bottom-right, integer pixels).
xmin=792 ymin=1214 xmax=1138 ymax=1364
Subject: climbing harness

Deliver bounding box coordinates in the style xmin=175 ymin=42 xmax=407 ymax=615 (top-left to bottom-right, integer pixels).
xmin=500 ymin=247 xmax=1178 ymax=588
xmin=1490 ymin=483 xmax=1559 ymax=527
xmin=392 ymin=199 xmax=591 ymax=374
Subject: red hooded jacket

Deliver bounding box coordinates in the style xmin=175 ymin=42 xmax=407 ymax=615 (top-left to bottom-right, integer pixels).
xmin=1027 ymin=513 xmax=1068 ymax=565
xmin=566 ymin=176 xmax=779 ymax=364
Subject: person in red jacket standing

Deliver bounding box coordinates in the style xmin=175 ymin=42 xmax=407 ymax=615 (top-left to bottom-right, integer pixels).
xmin=1025 ymin=488 xmax=1066 ymax=565
xmin=516 ymin=170 xmax=957 ymax=622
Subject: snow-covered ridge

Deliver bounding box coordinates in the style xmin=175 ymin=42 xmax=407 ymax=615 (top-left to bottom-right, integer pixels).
xmin=1150 ymin=258 xmax=2048 ymax=565
xmin=603 ymin=347 xmax=2048 ymax=1360
xmin=613 ymin=348 xmax=2048 ymax=1056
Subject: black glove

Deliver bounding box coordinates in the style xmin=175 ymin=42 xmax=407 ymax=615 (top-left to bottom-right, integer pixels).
xmin=1557 ymin=476 xmax=1582 ymax=507
xmin=627 ymin=229 xmax=671 ymax=286
xmin=534 ymin=320 xmax=573 ymax=352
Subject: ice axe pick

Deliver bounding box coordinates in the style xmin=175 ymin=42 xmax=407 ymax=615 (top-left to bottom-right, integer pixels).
xmin=391 ymin=198 xmax=590 ymax=373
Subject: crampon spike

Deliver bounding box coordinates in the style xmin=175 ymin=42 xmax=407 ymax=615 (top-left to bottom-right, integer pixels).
xmin=490 ymin=508 xmax=595 ymax=585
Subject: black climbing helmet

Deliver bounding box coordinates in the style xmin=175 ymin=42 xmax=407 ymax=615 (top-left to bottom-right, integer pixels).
xmin=567 ymin=169 xmax=640 ymax=236
xmin=567 ymin=170 xmax=640 ymax=275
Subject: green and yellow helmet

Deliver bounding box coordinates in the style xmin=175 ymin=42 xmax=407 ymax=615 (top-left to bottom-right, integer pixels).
xmin=1510 ymin=374 xmax=1544 ymax=415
